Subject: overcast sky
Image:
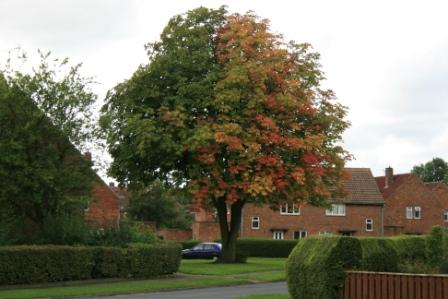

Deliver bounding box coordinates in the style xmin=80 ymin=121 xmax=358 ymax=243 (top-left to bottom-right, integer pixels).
xmin=1 ymin=0 xmax=447 ymax=177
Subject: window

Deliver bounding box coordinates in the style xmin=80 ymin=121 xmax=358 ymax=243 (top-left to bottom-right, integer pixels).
xmin=406 ymin=207 xmax=413 ymax=219
xmin=280 ymin=203 xmax=300 ymax=215
xmin=293 ymin=230 xmax=307 ymax=240
xmin=406 ymin=207 xmax=422 ymax=219
xmin=325 ymin=204 xmax=346 ymax=216
xmin=366 ymin=218 xmax=373 ymax=231
xmin=251 ymin=216 xmax=260 ymax=230
xmin=414 ymin=207 xmax=421 ymax=219
xmin=273 ymin=231 xmax=284 ymax=240
xmin=319 ymin=231 xmax=332 ymax=236
xmin=444 ymin=211 xmax=448 ymax=222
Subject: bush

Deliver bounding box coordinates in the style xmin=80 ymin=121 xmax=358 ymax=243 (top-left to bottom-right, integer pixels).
xmin=286 ymin=237 xmax=361 ymax=299
xmin=388 ymin=235 xmax=427 ymax=263
xmin=0 ymin=242 xmax=181 ymax=285
xmin=359 ymin=237 xmax=398 ymax=272
xmin=236 ymin=239 xmax=298 ymax=258
xmin=426 ymin=226 xmax=445 ymax=266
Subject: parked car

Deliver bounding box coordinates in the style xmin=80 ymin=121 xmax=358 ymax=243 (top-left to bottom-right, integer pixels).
xmin=181 ymin=242 xmax=222 ymax=259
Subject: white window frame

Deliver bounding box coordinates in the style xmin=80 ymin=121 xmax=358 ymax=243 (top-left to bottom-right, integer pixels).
xmin=444 ymin=211 xmax=448 ymax=222
xmin=251 ymin=216 xmax=260 ymax=230
xmin=414 ymin=206 xmax=421 ymax=219
xmin=293 ymin=230 xmax=307 ymax=240
xmin=366 ymin=218 xmax=373 ymax=231
xmin=406 ymin=206 xmax=422 ymax=219
xmin=280 ymin=203 xmax=300 ymax=215
xmin=325 ymin=204 xmax=346 ymax=216
xmin=273 ymin=230 xmax=284 ymax=240
xmin=406 ymin=207 xmax=413 ymax=219
xmin=319 ymin=231 xmax=332 ymax=236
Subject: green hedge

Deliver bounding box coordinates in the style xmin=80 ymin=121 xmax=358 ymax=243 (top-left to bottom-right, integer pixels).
xmin=0 ymin=243 xmax=181 ymax=285
xmin=359 ymin=237 xmax=398 ymax=272
xmin=388 ymin=235 xmax=427 ymax=263
xmin=286 ymin=237 xmax=361 ymax=299
xmin=236 ymin=239 xmax=297 ymax=258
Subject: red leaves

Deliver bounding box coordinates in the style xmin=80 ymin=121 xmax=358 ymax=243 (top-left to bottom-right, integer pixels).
xmin=303 ymin=152 xmax=319 ymax=165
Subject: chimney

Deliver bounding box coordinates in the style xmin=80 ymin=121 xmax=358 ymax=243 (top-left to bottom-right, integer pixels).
xmin=385 ymin=166 xmax=393 ymax=188
xmin=84 ymin=151 xmax=92 ymax=161
xmin=109 ymin=182 xmax=115 ymax=188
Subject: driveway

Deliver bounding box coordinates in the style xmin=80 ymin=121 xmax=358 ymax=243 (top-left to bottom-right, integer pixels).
xmin=80 ymin=282 xmax=287 ymax=299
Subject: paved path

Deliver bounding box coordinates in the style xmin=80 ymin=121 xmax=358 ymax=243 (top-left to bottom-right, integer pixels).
xmin=81 ymin=282 xmax=287 ymax=299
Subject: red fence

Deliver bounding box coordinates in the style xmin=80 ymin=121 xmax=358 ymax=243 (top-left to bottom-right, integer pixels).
xmin=341 ymin=271 xmax=448 ymax=299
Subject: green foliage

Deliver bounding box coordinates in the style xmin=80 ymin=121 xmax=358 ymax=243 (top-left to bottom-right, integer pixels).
xmin=128 ymin=180 xmax=193 ymax=229
xmin=0 ymin=243 xmax=181 ymax=285
xmin=286 ymin=237 xmax=361 ymax=299
xmin=426 ymin=226 xmax=446 ymax=266
xmin=236 ymin=239 xmax=298 ymax=258
xmin=388 ymin=235 xmax=427 ymax=263
xmin=359 ymin=237 xmax=398 ymax=272
xmin=0 ymin=73 xmax=95 ymax=241
xmin=101 ymin=7 xmax=350 ymax=263
xmin=412 ymin=157 xmax=448 ymax=184
xmin=89 ymin=221 xmax=158 ymax=247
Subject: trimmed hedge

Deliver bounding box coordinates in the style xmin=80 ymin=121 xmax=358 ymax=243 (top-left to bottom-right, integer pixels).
xmin=359 ymin=237 xmax=398 ymax=272
xmin=388 ymin=235 xmax=427 ymax=263
xmin=0 ymin=243 xmax=181 ymax=285
xmin=286 ymin=237 xmax=361 ymax=299
xmin=236 ymin=239 xmax=297 ymax=258
xmin=209 ymin=238 xmax=298 ymax=258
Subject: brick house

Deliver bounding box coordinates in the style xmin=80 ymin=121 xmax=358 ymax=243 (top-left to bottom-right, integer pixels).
xmin=375 ymin=167 xmax=445 ymax=235
xmin=84 ymin=180 xmax=121 ymax=227
xmin=425 ymin=182 xmax=448 ymax=228
xmin=82 ymin=154 xmax=122 ymax=228
xmin=239 ymin=168 xmax=385 ymax=240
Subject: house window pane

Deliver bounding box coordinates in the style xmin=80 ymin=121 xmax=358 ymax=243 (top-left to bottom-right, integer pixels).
xmin=325 ymin=204 xmax=346 ymax=216
xmin=319 ymin=231 xmax=332 ymax=236
xmin=293 ymin=230 xmax=307 ymax=240
xmin=280 ymin=203 xmax=300 ymax=215
xmin=366 ymin=218 xmax=373 ymax=231
xmin=406 ymin=207 xmax=413 ymax=219
xmin=251 ymin=216 xmax=260 ymax=229
xmin=414 ymin=207 xmax=421 ymax=219
xmin=444 ymin=212 xmax=448 ymax=222
xmin=273 ymin=231 xmax=284 ymax=240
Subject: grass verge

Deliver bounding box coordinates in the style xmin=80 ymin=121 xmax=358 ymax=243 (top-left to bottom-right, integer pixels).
xmin=179 ymin=257 xmax=286 ymax=275
xmin=0 ymin=258 xmax=287 ymax=299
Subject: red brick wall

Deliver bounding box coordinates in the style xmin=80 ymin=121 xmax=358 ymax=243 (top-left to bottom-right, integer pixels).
xmin=85 ymin=183 xmax=120 ymax=227
xmin=241 ymin=203 xmax=383 ymax=239
xmin=382 ymin=175 xmax=445 ymax=235
xmin=158 ymin=228 xmax=192 ymax=241
xmin=192 ymin=221 xmax=220 ymax=241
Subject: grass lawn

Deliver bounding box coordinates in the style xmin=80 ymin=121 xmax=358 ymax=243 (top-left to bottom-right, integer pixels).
xmin=0 ymin=258 xmax=287 ymax=299
xmin=179 ymin=257 xmax=286 ymax=275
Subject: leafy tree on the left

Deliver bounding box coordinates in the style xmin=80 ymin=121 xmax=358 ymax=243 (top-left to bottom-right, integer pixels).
xmin=0 ymin=51 xmax=98 ymax=243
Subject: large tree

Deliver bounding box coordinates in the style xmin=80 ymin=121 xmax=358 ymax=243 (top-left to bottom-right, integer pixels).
xmin=412 ymin=157 xmax=448 ymax=184
xmin=0 ymin=52 xmax=98 ymax=242
xmin=128 ymin=180 xmax=193 ymax=230
xmin=101 ymin=7 xmax=349 ymax=262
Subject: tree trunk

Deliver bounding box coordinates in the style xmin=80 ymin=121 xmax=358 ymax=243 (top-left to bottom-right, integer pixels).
xmin=215 ymin=199 xmax=244 ymax=263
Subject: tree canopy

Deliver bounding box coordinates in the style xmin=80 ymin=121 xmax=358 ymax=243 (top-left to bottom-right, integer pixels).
xmin=0 ymin=53 xmax=98 ymax=242
xmin=101 ymin=7 xmax=350 ymax=262
xmin=412 ymin=157 xmax=448 ymax=184
xmin=128 ymin=180 xmax=193 ymax=230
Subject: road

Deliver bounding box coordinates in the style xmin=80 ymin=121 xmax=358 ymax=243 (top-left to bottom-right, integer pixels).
xmin=80 ymin=282 xmax=287 ymax=299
